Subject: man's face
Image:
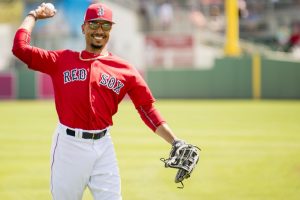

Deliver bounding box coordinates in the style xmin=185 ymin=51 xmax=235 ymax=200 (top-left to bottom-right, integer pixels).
xmin=82 ymin=20 xmax=113 ymax=52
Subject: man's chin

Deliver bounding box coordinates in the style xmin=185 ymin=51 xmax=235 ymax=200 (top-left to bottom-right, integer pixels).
xmin=91 ymin=44 xmax=103 ymax=50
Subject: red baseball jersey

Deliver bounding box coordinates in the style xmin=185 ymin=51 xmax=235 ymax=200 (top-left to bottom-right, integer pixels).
xmin=13 ymin=29 xmax=165 ymax=131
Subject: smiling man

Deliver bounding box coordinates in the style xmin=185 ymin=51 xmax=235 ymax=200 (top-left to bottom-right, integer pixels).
xmin=82 ymin=4 xmax=113 ymax=54
xmin=11 ymin=2 xmax=196 ymax=200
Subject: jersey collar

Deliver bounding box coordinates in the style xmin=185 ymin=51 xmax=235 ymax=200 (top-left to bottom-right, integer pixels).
xmin=79 ymin=50 xmax=109 ymax=61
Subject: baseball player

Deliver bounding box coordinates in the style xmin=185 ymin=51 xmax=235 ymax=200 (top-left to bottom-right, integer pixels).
xmin=12 ymin=2 xmax=189 ymax=200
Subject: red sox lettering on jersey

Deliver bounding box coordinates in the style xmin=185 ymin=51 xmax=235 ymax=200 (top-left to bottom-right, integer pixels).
xmin=63 ymin=68 xmax=87 ymax=83
xmin=63 ymin=69 xmax=124 ymax=95
xmin=99 ymin=73 xmax=124 ymax=95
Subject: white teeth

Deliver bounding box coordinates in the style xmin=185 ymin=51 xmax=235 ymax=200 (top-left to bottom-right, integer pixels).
xmin=94 ymin=36 xmax=103 ymax=40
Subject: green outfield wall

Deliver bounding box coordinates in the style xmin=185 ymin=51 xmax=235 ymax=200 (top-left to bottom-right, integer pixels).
xmin=16 ymin=67 xmax=36 ymax=99
xmin=3 ymin=56 xmax=300 ymax=99
xmin=261 ymin=59 xmax=300 ymax=98
xmin=146 ymin=56 xmax=300 ymax=99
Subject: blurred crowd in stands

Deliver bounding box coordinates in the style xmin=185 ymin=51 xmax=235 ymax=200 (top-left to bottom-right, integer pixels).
xmin=137 ymin=0 xmax=300 ymax=56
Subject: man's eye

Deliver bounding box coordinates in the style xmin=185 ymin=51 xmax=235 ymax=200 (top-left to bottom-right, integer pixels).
xmin=102 ymin=24 xmax=111 ymax=31
xmin=89 ymin=23 xmax=99 ymax=29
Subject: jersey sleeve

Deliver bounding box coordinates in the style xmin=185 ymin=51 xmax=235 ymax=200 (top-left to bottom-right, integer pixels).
xmin=127 ymin=69 xmax=155 ymax=107
xmin=127 ymin=68 xmax=166 ymax=131
xmin=12 ymin=28 xmax=59 ymax=75
xmin=136 ymin=103 xmax=166 ymax=132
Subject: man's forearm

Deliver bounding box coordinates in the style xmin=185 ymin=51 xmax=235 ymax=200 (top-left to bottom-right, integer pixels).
xmin=155 ymin=123 xmax=178 ymax=144
xmin=20 ymin=14 xmax=36 ymax=33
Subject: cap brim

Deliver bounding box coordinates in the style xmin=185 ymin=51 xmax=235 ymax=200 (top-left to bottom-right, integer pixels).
xmin=86 ymin=18 xmax=115 ymax=24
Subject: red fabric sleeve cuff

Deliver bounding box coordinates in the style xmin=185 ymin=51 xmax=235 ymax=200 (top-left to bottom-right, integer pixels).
xmin=137 ymin=103 xmax=166 ymax=132
xmin=14 ymin=28 xmax=31 ymax=44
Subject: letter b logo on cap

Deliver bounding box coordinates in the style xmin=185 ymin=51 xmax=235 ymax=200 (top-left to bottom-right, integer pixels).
xmin=98 ymin=6 xmax=105 ymax=16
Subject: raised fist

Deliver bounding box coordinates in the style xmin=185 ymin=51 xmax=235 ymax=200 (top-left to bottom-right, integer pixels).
xmin=29 ymin=3 xmax=57 ymax=20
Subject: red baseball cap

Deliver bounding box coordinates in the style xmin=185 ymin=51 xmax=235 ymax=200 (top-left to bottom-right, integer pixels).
xmin=84 ymin=3 xmax=114 ymax=23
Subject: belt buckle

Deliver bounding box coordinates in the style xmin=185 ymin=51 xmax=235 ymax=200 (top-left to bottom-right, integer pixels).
xmin=92 ymin=133 xmax=95 ymax=140
xmin=75 ymin=128 xmax=82 ymax=138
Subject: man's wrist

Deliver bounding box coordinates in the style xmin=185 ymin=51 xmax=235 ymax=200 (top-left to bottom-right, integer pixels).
xmin=172 ymin=139 xmax=185 ymax=147
xmin=27 ymin=10 xmax=37 ymax=21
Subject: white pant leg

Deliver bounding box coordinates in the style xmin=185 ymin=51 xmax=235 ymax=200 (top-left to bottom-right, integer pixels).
xmin=88 ymin=133 xmax=122 ymax=200
xmin=50 ymin=127 xmax=97 ymax=200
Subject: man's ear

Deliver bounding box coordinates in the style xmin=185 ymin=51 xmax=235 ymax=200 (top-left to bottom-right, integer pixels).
xmin=81 ymin=24 xmax=85 ymax=34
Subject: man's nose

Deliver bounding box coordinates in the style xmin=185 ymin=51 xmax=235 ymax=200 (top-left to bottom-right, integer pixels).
xmin=94 ymin=26 xmax=104 ymax=33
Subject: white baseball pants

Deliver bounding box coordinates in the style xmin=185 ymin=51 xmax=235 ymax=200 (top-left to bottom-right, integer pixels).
xmin=50 ymin=123 xmax=122 ymax=200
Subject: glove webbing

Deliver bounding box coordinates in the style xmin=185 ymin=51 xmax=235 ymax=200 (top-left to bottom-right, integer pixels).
xmin=160 ymin=157 xmax=185 ymax=189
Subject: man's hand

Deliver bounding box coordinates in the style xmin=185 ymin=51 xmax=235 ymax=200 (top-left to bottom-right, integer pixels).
xmin=29 ymin=3 xmax=57 ymax=20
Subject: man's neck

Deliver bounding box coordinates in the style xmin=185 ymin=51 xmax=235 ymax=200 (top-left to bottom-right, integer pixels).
xmin=85 ymin=47 xmax=108 ymax=56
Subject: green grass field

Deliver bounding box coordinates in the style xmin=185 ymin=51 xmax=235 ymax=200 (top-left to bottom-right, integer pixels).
xmin=0 ymin=100 xmax=300 ymax=200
